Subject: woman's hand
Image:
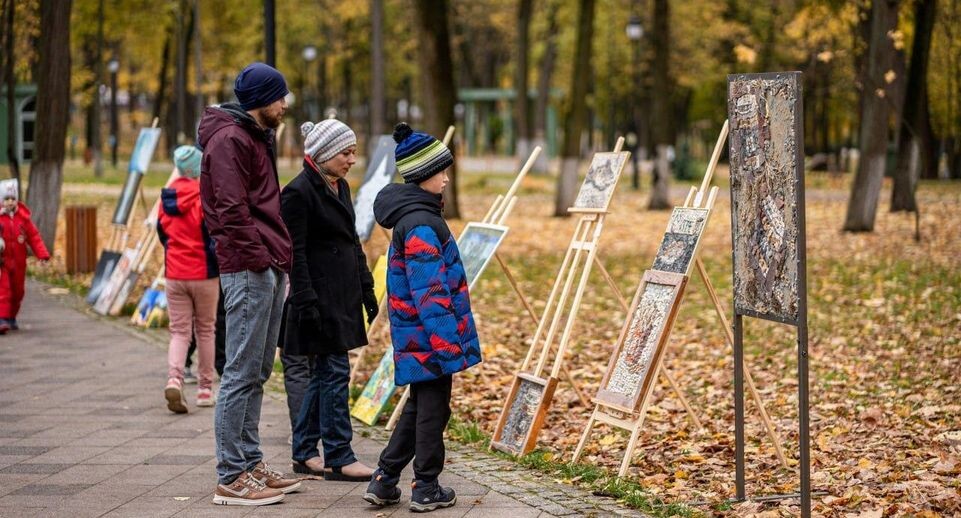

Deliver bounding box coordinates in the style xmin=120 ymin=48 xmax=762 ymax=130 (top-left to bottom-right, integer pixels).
xmin=363 ymin=291 xmax=378 ymax=324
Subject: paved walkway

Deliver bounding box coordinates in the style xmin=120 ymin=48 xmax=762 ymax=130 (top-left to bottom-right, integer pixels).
xmin=0 ymin=281 xmax=644 ymax=518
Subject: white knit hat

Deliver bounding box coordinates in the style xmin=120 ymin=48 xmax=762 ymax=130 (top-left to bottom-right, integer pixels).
xmin=0 ymin=179 xmax=18 ymax=201
xmin=301 ymin=119 xmax=357 ymax=164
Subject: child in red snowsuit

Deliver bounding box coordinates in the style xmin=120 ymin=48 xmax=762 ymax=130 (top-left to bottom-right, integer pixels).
xmin=0 ymin=179 xmax=50 ymax=334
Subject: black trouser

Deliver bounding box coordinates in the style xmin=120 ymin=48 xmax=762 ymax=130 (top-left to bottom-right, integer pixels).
xmin=184 ymin=284 xmax=227 ymax=377
xmin=378 ymin=375 xmax=453 ymax=483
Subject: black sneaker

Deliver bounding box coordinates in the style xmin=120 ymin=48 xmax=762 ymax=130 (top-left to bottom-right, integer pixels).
xmin=363 ymin=469 xmax=401 ymax=507
xmin=8 ymin=319 xmax=17 ymax=331
xmin=409 ymin=479 xmax=456 ymax=513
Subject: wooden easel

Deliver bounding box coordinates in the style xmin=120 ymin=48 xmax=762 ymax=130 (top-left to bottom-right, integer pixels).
xmin=572 ymin=120 xmax=788 ymax=476
xmin=489 ymin=142 xmax=634 ymax=456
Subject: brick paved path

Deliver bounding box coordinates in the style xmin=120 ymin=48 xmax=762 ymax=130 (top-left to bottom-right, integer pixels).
xmin=0 ymin=281 xmax=645 ymax=517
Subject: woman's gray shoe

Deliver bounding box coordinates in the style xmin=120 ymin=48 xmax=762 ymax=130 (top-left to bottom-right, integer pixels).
xmin=363 ymin=470 xmax=401 ymax=506
xmin=409 ymin=479 xmax=455 ymax=513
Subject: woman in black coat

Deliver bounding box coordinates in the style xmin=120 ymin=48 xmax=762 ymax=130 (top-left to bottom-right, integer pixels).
xmin=280 ymin=119 xmax=378 ymax=481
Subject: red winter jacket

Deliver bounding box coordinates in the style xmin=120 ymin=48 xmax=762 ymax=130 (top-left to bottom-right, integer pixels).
xmin=197 ymin=103 xmax=292 ymax=274
xmin=157 ymin=177 xmax=218 ymax=280
xmin=0 ymin=201 xmax=50 ymax=267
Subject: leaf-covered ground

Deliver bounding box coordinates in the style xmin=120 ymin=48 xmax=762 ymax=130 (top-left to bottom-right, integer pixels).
xmin=47 ymin=168 xmax=960 ymax=516
xmin=360 ymin=171 xmax=961 ymax=516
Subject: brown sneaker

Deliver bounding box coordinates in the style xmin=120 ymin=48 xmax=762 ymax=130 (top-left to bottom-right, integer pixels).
xmin=251 ymin=461 xmax=302 ymax=494
xmin=212 ymin=472 xmax=284 ymax=506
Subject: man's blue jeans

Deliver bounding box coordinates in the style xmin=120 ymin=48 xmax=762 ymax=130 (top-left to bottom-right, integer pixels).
xmin=291 ymin=352 xmax=356 ymax=468
xmin=214 ymin=268 xmax=287 ymax=485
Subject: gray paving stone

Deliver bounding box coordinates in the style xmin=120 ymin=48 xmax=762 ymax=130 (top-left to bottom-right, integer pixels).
xmin=0 ymin=463 xmax=70 ymax=474
xmin=0 ymin=446 xmax=52 ymax=456
xmin=9 ymin=483 xmax=91 ymax=495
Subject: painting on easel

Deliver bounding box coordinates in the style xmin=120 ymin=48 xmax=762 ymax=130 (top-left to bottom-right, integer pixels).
xmin=457 ymin=223 xmax=508 ymax=289
xmin=572 ymin=152 xmax=629 ymax=212
xmin=595 ymin=270 xmax=687 ymax=412
xmin=354 ymin=136 xmax=397 ymax=242
xmin=491 ymin=374 xmax=557 ymax=455
xmin=652 ymin=208 xmax=710 ymax=275
xmin=728 ymin=73 xmax=802 ymax=323
xmin=350 ymin=349 xmax=397 ymax=426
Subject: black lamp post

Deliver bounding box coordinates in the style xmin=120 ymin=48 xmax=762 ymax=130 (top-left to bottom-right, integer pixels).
xmin=302 ymin=45 xmax=318 ymax=121
xmin=108 ymin=58 xmax=120 ymax=168
xmin=625 ymin=13 xmax=643 ymax=190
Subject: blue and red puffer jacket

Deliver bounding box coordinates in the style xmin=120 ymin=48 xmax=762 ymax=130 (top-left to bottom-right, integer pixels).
xmin=373 ymin=183 xmax=481 ymax=386
xmin=157 ymin=176 xmax=218 ymax=280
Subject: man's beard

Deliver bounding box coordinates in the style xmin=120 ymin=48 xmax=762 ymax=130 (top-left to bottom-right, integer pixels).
xmin=264 ymin=110 xmax=284 ymax=129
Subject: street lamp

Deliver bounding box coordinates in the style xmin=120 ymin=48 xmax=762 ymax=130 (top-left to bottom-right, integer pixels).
xmin=302 ymin=45 xmax=318 ymax=121
xmin=107 ymin=58 xmax=120 ymax=167
xmin=625 ymin=14 xmax=643 ymax=189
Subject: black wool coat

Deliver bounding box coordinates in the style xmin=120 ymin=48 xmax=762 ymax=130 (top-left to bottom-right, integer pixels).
xmin=279 ymin=161 xmax=375 ymax=355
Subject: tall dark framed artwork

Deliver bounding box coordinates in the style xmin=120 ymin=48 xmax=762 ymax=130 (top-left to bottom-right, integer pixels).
xmin=728 ymin=73 xmax=803 ymax=325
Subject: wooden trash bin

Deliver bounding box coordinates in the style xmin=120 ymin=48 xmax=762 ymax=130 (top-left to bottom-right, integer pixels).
xmin=65 ymin=206 xmax=98 ymax=274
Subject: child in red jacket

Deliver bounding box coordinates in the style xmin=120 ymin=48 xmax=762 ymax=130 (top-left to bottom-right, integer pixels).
xmin=0 ymin=179 xmax=50 ymax=334
xmin=158 ymin=146 xmax=220 ymax=412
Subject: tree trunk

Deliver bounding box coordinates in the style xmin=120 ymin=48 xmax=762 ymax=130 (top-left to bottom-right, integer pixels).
xmin=369 ymin=0 xmax=386 ymax=138
xmin=647 ymin=0 xmax=672 ymax=210
xmin=891 ymin=0 xmax=937 ymax=212
xmin=152 ymin=26 xmax=172 ymax=125
xmin=514 ymin=0 xmax=533 ymax=160
xmin=3 ymin=0 xmax=19 ymax=186
xmin=26 ymin=0 xmax=72 ymax=253
xmin=412 ymin=0 xmax=460 ymax=218
xmin=844 ymin=0 xmax=900 ymax=232
xmin=554 ymin=0 xmax=595 ymax=216
xmin=193 ymin=0 xmax=203 ymax=134
xmin=532 ymin=0 xmax=558 ymax=174
xmin=91 ymin=0 xmax=104 ymax=177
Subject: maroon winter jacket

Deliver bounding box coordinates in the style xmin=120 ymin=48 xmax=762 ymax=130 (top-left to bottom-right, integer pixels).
xmin=198 ymin=103 xmax=292 ymax=274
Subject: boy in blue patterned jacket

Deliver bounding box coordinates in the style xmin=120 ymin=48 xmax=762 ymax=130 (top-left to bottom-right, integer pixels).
xmin=364 ymin=123 xmax=481 ymax=513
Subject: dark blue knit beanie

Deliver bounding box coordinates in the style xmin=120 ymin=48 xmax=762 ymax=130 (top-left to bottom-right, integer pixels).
xmin=234 ymin=62 xmax=289 ymax=111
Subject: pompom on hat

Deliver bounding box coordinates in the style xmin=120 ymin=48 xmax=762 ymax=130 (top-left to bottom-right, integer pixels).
xmin=233 ymin=62 xmax=289 ymax=111
xmin=392 ymin=122 xmax=453 ymax=184
xmin=301 ymin=119 xmax=357 ymax=164
xmin=173 ymin=145 xmax=202 ymax=178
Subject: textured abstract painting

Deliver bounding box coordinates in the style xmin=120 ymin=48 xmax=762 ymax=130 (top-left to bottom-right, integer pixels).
xmin=457 ymin=223 xmax=508 ymax=290
xmin=572 ymin=152 xmax=629 ymax=211
xmin=727 ymin=72 xmax=802 ymax=322
xmin=596 ymin=271 xmax=686 ymax=411
xmin=497 ymin=377 xmax=545 ymax=453
xmin=652 ymin=208 xmax=710 ymax=275
xmin=354 ymin=136 xmax=397 ymax=242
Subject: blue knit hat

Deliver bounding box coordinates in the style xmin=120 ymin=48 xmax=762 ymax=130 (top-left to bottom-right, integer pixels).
xmin=234 ymin=62 xmax=289 ymax=111
xmin=173 ymin=145 xmax=202 ymax=178
xmin=393 ymin=123 xmax=453 ymax=184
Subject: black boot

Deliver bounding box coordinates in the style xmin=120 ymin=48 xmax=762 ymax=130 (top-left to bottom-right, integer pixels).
xmin=363 ymin=469 xmax=401 ymax=507
xmin=409 ymin=479 xmax=455 ymax=513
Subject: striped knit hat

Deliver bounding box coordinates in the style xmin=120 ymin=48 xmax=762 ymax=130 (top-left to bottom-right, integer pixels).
xmin=301 ymin=119 xmax=357 ymax=164
xmin=393 ymin=122 xmax=453 ymax=184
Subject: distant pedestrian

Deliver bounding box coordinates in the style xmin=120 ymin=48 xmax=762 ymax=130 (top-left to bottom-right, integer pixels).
xmin=364 ymin=123 xmax=481 ymax=513
xmin=198 ymin=62 xmax=300 ymax=506
xmin=158 ymin=145 xmax=219 ymax=414
xmin=280 ymin=119 xmax=378 ymax=481
xmin=0 ymin=179 xmax=50 ymax=334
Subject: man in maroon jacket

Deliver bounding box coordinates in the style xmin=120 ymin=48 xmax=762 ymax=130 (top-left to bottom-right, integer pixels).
xmin=198 ymin=62 xmax=300 ymax=506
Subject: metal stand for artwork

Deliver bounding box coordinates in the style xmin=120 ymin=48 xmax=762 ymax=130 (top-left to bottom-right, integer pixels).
xmin=490 ymin=141 xmax=631 ymax=456
xmin=727 ymin=72 xmax=810 ymax=516
xmin=572 ymin=120 xmax=789 ymax=477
